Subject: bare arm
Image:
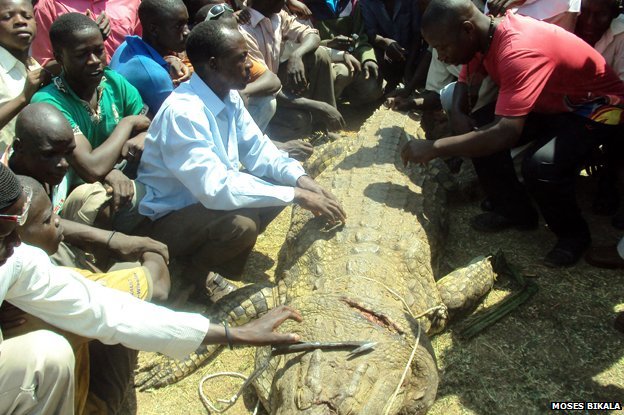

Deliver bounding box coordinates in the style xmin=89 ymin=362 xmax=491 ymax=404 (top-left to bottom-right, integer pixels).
xmin=70 ymin=115 xmax=150 ymax=182
xmin=240 ymin=69 xmax=281 ymax=98
xmin=0 ymin=68 xmax=49 ymax=131
xmin=400 ymin=116 xmax=526 ymax=166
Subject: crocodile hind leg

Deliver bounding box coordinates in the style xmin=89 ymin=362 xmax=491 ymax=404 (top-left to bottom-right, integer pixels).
xmin=435 ymin=255 xmax=498 ymax=324
xmin=134 ymin=283 xmax=278 ymax=391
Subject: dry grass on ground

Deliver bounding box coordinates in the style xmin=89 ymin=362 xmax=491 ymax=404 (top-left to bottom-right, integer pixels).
xmin=126 ymin=105 xmax=624 ymax=415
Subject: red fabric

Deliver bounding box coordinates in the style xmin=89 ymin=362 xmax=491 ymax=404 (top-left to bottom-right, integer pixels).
xmin=459 ymin=12 xmax=624 ymax=124
xmin=32 ymin=0 xmax=142 ymax=66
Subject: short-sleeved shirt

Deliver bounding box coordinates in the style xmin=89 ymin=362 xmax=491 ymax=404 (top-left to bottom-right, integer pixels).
xmin=241 ymin=9 xmax=319 ymax=73
xmin=31 ymin=68 xmax=147 ymax=149
xmin=110 ymin=36 xmax=173 ymax=113
xmin=0 ymin=47 xmax=40 ymax=154
xmin=32 ymin=0 xmax=142 ymax=66
xmin=460 ymin=12 xmax=624 ymax=125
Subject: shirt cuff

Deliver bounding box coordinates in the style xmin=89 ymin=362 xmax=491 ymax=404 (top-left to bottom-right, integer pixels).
xmin=160 ymin=313 xmax=210 ymax=360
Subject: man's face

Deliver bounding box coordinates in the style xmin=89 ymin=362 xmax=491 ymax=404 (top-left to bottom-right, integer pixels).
xmin=215 ymin=34 xmax=252 ymax=91
xmin=15 ymin=131 xmax=75 ymax=187
xmin=576 ymin=0 xmax=618 ymax=46
xmin=56 ymin=27 xmax=106 ymax=88
xmin=424 ymin=22 xmax=477 ymax=66
xmin=0 ymin=191 xmax=25 ymax=266
xmin=0 ymin=0 xmax=36 ymax=56
xmin=155 ymin=5 xmax=190 ymax=53
xmin=18 ymin=194 xmax=63 ymax=256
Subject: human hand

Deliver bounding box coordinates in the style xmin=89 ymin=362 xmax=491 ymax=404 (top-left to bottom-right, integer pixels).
xmin=107 ymin=233 xmax=170 ymax=263
xmin=327 ymin=35 xmax=354 ymax=51
xmin=86 ymin=10 xmax=111 ymax=40
xmin=384 ymin=42 xmax=406 ymax=63
xmin=274 ymin=139 xmax=314 ymax=160
xmin=286 ymin=57 xmax=308 ymax=94
xmin=103 ymin=169 xmax=134 ymax=212
xmin=487 ymin=0 xmax=526 ymax=16
xmin=294 ymin=187 xmax=347 ymax=223
xmin=296 ymin=175 xmax=343 ymax=208
xmin=385 ymin=96 xmax=416 ymax=111
xmin=400 ymin=139 xmax=438 ymax=166
xmin=121 ymin=132 xmax=146 ymax=162
xmin=343 ymin=52 xmax=361 ymax=74
xmin=164 ymin=55 xmax=191 ymax=86
xmin=0 ymin=303 xmax=26 ymax=331
xmin=362 ymin=60 xmax=379 ymax=80
xmin=230 ymin=306 xmax=302 ymax=346
xmin=312 ymin=102 xmax=345 ymax=131
xmin=22 ymin=67 xmax=51 ymax=102
xmin=286 ymin=0 xmax=312 ymax=19
xmin=233 ymin=8 xmax=252 ymax=24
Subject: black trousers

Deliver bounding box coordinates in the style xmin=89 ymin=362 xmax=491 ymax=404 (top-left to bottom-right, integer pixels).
xmin=470 ymin=105 xmax=623 ymax=240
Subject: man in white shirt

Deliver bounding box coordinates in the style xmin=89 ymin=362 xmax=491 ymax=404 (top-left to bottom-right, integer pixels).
xmin=136 ymin=20 xmax=346 ymax=285
xmin=0 ymin=163 xmax=301 ymax=414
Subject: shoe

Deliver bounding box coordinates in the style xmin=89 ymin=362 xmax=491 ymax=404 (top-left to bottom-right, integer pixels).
xmin=543 ymin=236 xmax=590 ymax=268
xmin=204 ymin=272 xmax=237 ymax=303
xmin=470 ymin=212 xmax=538 ymax=233
xmin=585 ymin=245 xmax=624 ymax=269
xmin=614 ymin=312 xmax=624 ymax=334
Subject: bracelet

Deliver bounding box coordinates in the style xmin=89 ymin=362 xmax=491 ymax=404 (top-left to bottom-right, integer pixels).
xmin=222 ymin=321 xmax=234 ymax=350
xmin=106 ymin=231 xmax=116 ymax=249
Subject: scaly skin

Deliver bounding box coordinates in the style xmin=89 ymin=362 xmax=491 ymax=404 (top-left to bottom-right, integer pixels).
xmin=135 ymin=108 xmax=498 ymax=411
xmin=253 ymin=107 xmax=497 ymax=415
xmin=134 ymin=284 xmax=277 ymax=390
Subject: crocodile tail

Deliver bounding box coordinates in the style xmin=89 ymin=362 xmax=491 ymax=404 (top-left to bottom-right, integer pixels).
xmin=436 ymin=255 xmax=497 ymax=321
xmin=134 ymin=284 xmax=278 ymax=391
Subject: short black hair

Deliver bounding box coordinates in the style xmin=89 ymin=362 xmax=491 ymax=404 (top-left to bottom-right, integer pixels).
xmin=139 ymin=0 xmax=186 ymax=26
xmin=186 ymin=20 xmax=236 ymax=65
xmin=0 ymin=164 xmax=22 ymax=211
xmin=49 ymin=12 xmax=100 ymax=53
xmin=421 ymin=0 xmax=474 ymax=35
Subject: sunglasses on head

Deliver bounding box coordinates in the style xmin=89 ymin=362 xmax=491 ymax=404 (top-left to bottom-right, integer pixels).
xmin=205 ymin=3 xmax=234 ymax=21
xmin=0 ymin=186 xmax=32 ymax=226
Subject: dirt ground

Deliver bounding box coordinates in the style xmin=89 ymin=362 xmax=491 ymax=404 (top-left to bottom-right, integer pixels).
xmin=126 ymin=105 xmax=624 ymax=415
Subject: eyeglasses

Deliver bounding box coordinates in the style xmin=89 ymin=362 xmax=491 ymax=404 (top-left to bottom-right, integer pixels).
xmin=205 ymin=3 xmax=234 ymax=21
xmin=0 ymin=186 xmax=32 ymax=226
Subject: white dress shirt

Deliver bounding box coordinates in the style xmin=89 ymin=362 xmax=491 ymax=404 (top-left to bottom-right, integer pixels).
xmin=0 ymin=47 xmax=40 ymax=155
xmin=137 ymin=73 xmax=306 ymax=220
xmin=0 ymin=244 xmax=209 ymax=360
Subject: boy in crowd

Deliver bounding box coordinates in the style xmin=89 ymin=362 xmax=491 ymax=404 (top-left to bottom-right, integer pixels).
xmin=0 ymin=0 xmax=49 ymax=154
xmin=32 ymin=13 xmax=150 ymax=234
xmin=0 ymin=163 xmax=302 ymax=414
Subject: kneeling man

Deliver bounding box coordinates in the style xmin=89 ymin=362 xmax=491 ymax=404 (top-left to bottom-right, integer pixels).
xmin=137 ymin=20 xmax=346 ymax=286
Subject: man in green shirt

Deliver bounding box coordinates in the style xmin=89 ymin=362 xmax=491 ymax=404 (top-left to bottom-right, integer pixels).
xmin=31 ymin=12 xmax=149 ymax=232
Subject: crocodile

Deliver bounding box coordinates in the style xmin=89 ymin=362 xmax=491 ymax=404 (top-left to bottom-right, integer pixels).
xmin=135 ymin=107 xmax=499 ymax=414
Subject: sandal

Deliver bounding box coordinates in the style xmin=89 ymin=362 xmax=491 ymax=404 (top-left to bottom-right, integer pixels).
xmin=204 ymin=272 xmax=237 ymax=303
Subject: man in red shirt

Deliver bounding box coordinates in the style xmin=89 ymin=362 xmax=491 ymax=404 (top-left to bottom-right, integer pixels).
xmin=401 ymin=0 xmax=624 ymax=267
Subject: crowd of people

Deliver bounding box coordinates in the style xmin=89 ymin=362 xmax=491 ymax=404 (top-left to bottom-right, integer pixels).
xmin=0 ymin=0 xmax=622 ymax=412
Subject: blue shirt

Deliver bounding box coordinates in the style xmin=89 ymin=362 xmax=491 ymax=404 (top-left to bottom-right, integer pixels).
xmin=137 ymin=74 xmax=306 ymax=220
xmin=109 ymin=36 xmax=173 ymax=113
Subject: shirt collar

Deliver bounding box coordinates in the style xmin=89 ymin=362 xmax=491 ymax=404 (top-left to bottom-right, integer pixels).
xmin=0 ymin=46 xmax=21 ymax=74
xmin=189 ymin=73 xmax=226 ymax=115
xmin=610 ymin=14 xmax=624 ymax=37
xmin=248 ymin=7 xmax=271 ymax=28
xmin=124 ymin=35 xmax=168 ymax=67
